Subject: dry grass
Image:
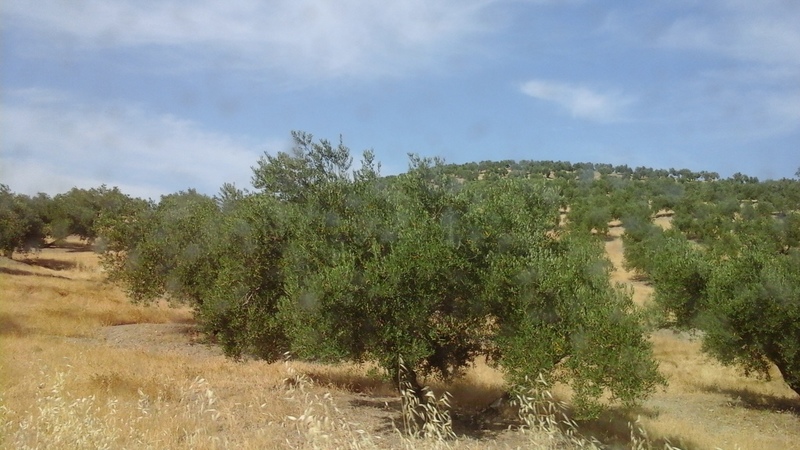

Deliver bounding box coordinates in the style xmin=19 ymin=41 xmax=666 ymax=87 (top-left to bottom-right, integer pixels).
xmin=2 ymin=236 xmax=798 ymax=449
xmin=637 ymin=330 xmax=800 ymax=450
xmin=0 ymin=241 xmax=286 ymax=449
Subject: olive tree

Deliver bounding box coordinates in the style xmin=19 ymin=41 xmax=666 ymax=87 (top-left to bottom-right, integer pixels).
xmin=259 ymin=135 xmax=663 ymax=415
xmin=50 ymin=186 xmax=137 ymax=242
xmin=102 ymin=131 xmax=664 ymax=417
xmin=100 ymin=190 xmax=220 ymax=303
xmin=469 ymin=179 xmax=663 ymax=415
xmin=197 ymin=193 xmax=292 ymax=360
xmin=699 ymin=249 xmax=800 ymax=394
xmin=0 ymin=185 xmax=47 ymax=257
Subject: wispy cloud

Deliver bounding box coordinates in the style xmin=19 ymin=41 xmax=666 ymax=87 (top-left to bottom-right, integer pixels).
xmin=599 ymin=1 xmax=800 ymax=139
xmin=661 ymin=0 xmax=800 ymax=139
xmin=520 ymin=79 xmax=634 ymax=122
xmin=656 ymin=1 xmax=800 ymax=67
xmin=0 ymin=89 xmax=278 ymax=198
xmin=3 ymin=0 xmax=508 ymax=81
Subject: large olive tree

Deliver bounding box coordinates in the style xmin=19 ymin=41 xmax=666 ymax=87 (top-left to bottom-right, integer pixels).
xmin=103 ymin=131 xmax=664 ymax=417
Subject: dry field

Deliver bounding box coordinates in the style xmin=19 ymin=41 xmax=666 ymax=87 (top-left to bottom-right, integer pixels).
xmin=1 ymin=236 xmax=798 ymax=449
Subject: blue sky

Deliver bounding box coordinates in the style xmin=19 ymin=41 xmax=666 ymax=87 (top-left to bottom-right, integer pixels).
xmin=2 ymin=0 xmax=799 ymax=199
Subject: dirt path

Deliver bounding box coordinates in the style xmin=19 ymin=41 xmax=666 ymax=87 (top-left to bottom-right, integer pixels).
xmin=605 ymin=225 xmax=653 ymax=306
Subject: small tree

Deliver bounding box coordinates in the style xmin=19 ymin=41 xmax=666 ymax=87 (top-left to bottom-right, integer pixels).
xmin=100 ymin=190 xmax=220 ymax=303
xmin=644 ymin=230 xmax=709 ymax=328
xmin=699 ymin=249 xmax=800 ymax=394
xmin=103 ymin=132 xmax=665 ymax=418
xmin=260 ymin=136 xmax=663 ymax=415
xmin=94 ymin=195 xmax=153 ymax=263
xmin=568 ymin=197 xmax=612 ymax=236
xmin=50 ymin=185 xmax=142 ymax=242
xmin=621 ymin=217 xmax=665 ymax=277
xmin=0 ymin=185 xmax=47 ymax=257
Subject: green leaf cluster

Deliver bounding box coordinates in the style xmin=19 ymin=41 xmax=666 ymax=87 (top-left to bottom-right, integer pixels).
xmin=0 ymin=185 xmax=47 ymax=257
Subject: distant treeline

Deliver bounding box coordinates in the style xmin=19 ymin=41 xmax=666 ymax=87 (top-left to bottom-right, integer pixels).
xmin=4 ymin=159 xmax=797 ymax=257
xmin=439 ymin=159 xmax=746 ymax=183
xmin=436 ymin=160 xmax=800 ymax=237
xmin=0 ymin=185 xmax=149 ymax=257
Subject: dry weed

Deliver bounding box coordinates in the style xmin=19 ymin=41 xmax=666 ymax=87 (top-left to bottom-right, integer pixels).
xmin=1 ymin=370 xmax=230 ymax=449
xmin=396 ymin=359 xmax=456 ymax=442
xmin=282 ymin=359 xmax=383 ymax=449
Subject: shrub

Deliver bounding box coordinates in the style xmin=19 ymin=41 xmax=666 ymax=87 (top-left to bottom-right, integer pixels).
xmin=699 ymin=249 xmax=800 ymax=394
xmin=0 ymin=185 xmax=46 ymax=257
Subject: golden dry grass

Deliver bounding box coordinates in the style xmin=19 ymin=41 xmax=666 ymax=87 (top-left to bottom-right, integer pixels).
xmin=0 ymin=241 xmax=289 ymax=448
xmin=639 ymin=330 xmax=799 ymax=450
xmin=1 ymin=235 xmax=798 ymax=449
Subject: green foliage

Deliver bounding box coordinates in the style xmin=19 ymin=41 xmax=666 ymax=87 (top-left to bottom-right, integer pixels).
xmin=610 ymin=188 xmax=651 ymax=226
xmin=699 ymin=249 xmax=800 ymax=394
xmin=251 ymin=130 xmax=352 ymax=202
xmin=637 ymin=204 xmax=800 ymax=394
xmin=94 ymin=196 xmax=153 ymax=256
xmin=647 ymin=178 xmax=684 ymax=211
xmin=621 ymin=218 xmax=664 ymax=277
xmin=568 ymin=197 xmax=612 ymax=236
xmin=199 ymin=194 xmax=291 ymax=360
xmin=266 ymin=142 xmax=661 ymax=415
xmin=101 ymin=190 xmax=219 ymax=303
xmin=489 ymin=230 xmax=663 ymax=415
xmin=50 ymin=186 xmax=137 ymax=242
xmin=624 ymin=222 xmax=711 ymax=329
xmin=275 ymin=152 xmax=392 ymax=363
xmin=648 ymin=232 xmax=709 ymax=328
xmin=0 ymin=185 xmax=47 ymax=257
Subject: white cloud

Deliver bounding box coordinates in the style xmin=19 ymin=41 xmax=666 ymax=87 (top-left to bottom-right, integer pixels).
xmin=520 ymin=79 xmax=634 ymax=122
xmin=3 ymin=0 xmax=507 ymax=80
xmin=599 ymin=1 xmax=800 ymax=139
xmin=658 ymin=0 xmax=800 ymax=139
xmin=656 ymin=1 xmax=800 ymax=67
xmin=0 ymin=89 xmax=279 ymax=198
